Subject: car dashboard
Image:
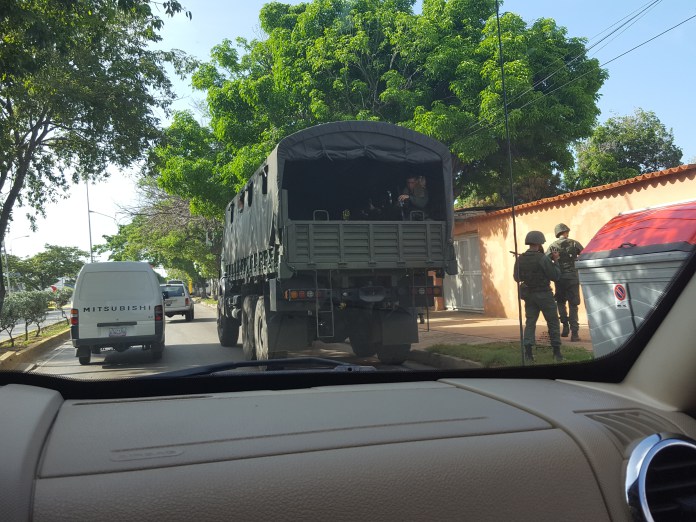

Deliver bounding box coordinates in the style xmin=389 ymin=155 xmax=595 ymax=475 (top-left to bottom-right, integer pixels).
xmin=3 ymin=377 xmax=696 ymax=521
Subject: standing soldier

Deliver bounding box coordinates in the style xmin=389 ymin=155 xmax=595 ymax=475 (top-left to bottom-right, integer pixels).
xmin=514 ymin=231 xmax=563 ymax=363
xmin=546 ymin=223 xmax=584 ymax=341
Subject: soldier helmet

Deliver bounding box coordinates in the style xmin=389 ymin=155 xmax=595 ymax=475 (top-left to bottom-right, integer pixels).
xmin=554 ymin=223 xmax=570 ymax=238
xmin=524 ymin=231 xmax=546 ymax=245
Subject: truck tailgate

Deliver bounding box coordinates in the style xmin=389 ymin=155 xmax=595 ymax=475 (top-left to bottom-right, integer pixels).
xmin=286 ymin=221 xmax=446 ymax=269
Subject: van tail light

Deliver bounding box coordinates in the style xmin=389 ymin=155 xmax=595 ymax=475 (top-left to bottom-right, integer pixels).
xmin=70 ymin=309 xmax=78 ymax=326
xmin=155 ymin=304 xmax=163 ymax=321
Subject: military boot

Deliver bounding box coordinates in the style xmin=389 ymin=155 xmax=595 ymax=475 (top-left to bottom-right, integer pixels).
xmin=524 ymin=345 xmax=535 ymax=363
xmin=570 ymin=331 xmax=580 ymax=342
xmin=560 ymin=322 xmax=570 ymax=337
xmin=552 ymin=346 xmax=564 ymax=362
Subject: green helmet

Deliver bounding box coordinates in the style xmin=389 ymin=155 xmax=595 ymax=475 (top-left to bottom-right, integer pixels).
xmin=554 ymin=223 xmax=570 ymax=238
xmin=524 ymin=231 xmax=546 ymax=245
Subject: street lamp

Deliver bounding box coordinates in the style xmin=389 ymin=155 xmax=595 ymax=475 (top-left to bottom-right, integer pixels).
xmin=89 ymin=209 xmax=118 ymax=222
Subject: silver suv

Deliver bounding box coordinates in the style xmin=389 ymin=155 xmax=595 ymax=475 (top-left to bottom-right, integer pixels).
xmin=160 ymin=283 xmax=194 ymax=322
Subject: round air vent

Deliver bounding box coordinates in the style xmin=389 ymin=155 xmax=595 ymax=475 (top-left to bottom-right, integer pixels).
xmin=626 ymin=433 xmax=696 ymax=521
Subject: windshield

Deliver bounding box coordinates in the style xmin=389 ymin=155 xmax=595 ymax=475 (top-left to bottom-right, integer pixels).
xmin=1 ymin=0 xmax=694 ymax=381
xmin=161 ymin=285 xmax=186 ymax=297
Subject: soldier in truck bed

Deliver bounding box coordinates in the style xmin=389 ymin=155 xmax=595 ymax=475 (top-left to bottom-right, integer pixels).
xmin=398 ymin=175 xmax=429 ymax=218
xmin=546 ymin=223 xmax=584 ymax=342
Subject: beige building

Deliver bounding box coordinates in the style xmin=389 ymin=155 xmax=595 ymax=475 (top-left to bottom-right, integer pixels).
xmin=443 ymin=163 xmax=696 ymax=322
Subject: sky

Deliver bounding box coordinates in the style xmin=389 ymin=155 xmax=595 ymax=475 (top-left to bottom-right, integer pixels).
xmin=8 ymin=0 xmax=696 ymax=260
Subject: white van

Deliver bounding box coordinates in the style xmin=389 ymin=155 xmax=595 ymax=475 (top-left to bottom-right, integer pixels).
xmin=70 ymin=262 xmax=165 ymax=365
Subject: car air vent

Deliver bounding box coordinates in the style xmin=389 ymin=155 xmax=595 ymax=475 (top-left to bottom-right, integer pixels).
xmin=625 ymin=433 xmax=696 ymax=522
xmin=585 ymin=410 xmax=680 ymax=451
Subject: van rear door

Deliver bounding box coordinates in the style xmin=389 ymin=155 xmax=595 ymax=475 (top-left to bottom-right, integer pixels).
xmin=76 ymin=270 xmax=159 ymax=340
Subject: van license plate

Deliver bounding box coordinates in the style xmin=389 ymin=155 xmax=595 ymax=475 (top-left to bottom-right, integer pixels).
xmin=109 ymin=327 xmax=127 ymax=337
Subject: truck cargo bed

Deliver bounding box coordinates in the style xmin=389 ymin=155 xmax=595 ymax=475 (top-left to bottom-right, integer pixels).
xmin=285 ymin=220 xmax=446 ymax=270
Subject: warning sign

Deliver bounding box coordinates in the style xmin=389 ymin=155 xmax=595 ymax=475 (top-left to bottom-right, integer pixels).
xmin=613 ymin=283 xmax=629 ymax=309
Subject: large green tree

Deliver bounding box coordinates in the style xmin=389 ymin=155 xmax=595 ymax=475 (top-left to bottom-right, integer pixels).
xmin=153 ymin=0 xmax=605 ymax=214
xmin=15 ymin=244 xmax=89 ymax=291
xmin=565 ymin=108 xmax=683 ymax=190
xmin=0 ymin=0 xmax=190 ymax=308
xmin=95 ymin=179 xmax=221 ymax=283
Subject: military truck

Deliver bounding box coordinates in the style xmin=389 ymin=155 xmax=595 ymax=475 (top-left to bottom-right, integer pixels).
xmin=216 ymin=120 xmax=457 ymax=365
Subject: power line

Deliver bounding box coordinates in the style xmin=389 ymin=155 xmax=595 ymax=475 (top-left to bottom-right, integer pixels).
xmin=459 ymin=0 xmax=664 ymax=138
xmin=460 ymin=9 xmax=696 ymax=144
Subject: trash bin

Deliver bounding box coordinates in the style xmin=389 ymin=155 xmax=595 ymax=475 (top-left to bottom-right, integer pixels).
xmin=576 ymin=200 xmax=696 ymax=358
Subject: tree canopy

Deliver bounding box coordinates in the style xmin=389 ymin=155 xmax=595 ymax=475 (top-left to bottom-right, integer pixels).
xmin=95 ymin=178 xmax=221 ymax=283
xmin=14 ymin=245 xmax=89 ymax=291
xmin=152 ymin=0 xmax=606 ymax=215
xmin=0 ymin=0 xmax=189 ymax=306
xmin=565 ymin=108 xmax=684 ymax=190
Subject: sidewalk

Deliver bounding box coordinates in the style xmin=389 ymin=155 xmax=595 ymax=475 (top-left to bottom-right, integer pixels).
xmin=406 ymin=310 xmax=593 ymax=369
xmin=411 ymin=310 xmax=593 ymax=351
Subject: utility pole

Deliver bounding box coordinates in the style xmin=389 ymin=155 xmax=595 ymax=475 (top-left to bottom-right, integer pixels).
xmin=86 ymin=180 xmax=94 ymax=263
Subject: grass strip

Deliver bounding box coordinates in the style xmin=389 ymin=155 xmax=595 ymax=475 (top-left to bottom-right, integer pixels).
xmin=426 ymin=342 xmax=594 ymax=368
xmin=0 ymin=321 xmax=71 ymax=351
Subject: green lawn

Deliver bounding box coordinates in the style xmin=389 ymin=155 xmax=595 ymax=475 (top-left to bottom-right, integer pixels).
xmin=426 ymin=342 xmax=594 ymax=367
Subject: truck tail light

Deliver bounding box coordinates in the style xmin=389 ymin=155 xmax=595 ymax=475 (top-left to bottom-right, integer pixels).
xmin=155 ymin=304 xmax=163 ymax=321
xmin=283 ymin=289 xmax=326 ymax=301
xmin=70 ymin=309 xmax=78 ymax=326
xmin=412 ymin=286 xmax=442 ymax=296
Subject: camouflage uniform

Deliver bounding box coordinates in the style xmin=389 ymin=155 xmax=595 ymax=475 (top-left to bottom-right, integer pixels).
xmin=546 ymin=230 xmax=584 ymax=340
xmin=514 ymin=248 xmax=562 ymax=361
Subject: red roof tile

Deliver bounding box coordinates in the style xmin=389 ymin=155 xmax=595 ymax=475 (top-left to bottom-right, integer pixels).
xmin=455 ymin=164 xmax=696 ymax=217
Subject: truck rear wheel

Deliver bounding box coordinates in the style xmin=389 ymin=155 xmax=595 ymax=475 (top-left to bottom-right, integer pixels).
xmin=350 ymin=338 xmax=378 ymax=357
xmin=151 ymin=341 xmax=164 ymax=361
xmin=377 ymin=344 xmax=411 ymax=365
xmin=242 ymin=295 xmax=258 ymax=360
xmin=254 ymin=297 xmax=279 ymax=360
xmin=217 ymin=303 xmax=240 ymax=347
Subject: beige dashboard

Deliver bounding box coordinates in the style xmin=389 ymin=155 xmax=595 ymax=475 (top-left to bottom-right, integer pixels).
xmin=3 ymin=378 xmax=696 ymax=521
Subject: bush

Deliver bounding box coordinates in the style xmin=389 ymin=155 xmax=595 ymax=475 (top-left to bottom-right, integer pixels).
xmin=0 ymin=294 xmax=22 ymax=347
xmin=11 ymin=291 xmax=51 ymax=340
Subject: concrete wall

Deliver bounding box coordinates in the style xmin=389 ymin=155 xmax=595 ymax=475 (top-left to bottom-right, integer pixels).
xmin=452 ymin=164 xmax=696 ymax=321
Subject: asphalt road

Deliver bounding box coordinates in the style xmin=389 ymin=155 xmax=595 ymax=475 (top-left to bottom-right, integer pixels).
xmin=29 ymin=304 xmax=431 ymax=379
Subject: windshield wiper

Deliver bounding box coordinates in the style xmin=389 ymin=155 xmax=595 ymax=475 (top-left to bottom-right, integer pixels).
xmin=136 ymin=357 xmax=377 ymax=379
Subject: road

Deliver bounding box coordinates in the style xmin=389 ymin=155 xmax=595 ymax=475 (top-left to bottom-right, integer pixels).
xmin=30 ymin=304 xmax=429 ymax=378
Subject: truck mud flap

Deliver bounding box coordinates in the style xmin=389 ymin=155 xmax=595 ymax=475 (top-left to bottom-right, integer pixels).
xmin=268 ymin=313 xmax=311 ymax=351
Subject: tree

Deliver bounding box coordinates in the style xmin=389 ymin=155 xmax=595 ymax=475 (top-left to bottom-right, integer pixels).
xmin=149 ymin=111 xmax=231 ymax=218
xmin=0 ymin=294 xmax=21 ymax=347
xmin=0 ymin=0 xmax=190 ymax=311
xmin=95 ymin=178 xmax=222 ymax=283
xmin=566 ymin=108 xmax=683 ymax=190
xmin=52 ymin=287 xmax=74 ymax=324
xmin=17 ymin=245 xmax=89 ymax=291
xmin=155 ymin=0 xmax=605 ymax=213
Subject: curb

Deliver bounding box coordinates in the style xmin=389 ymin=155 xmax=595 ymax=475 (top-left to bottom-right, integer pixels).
xmin=0 ymin=328 xmax=71 ymax=371
xmin=407 ymin=347 xmax=482 ymax=369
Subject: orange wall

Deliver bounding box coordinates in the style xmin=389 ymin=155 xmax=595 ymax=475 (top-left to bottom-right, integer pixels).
xmin=453 ymin=165 xmax=696 ymax=321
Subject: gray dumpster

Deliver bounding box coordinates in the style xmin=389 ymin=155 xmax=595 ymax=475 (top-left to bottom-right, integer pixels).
xmin=576 ymin=200 xmax=696 ymax=358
